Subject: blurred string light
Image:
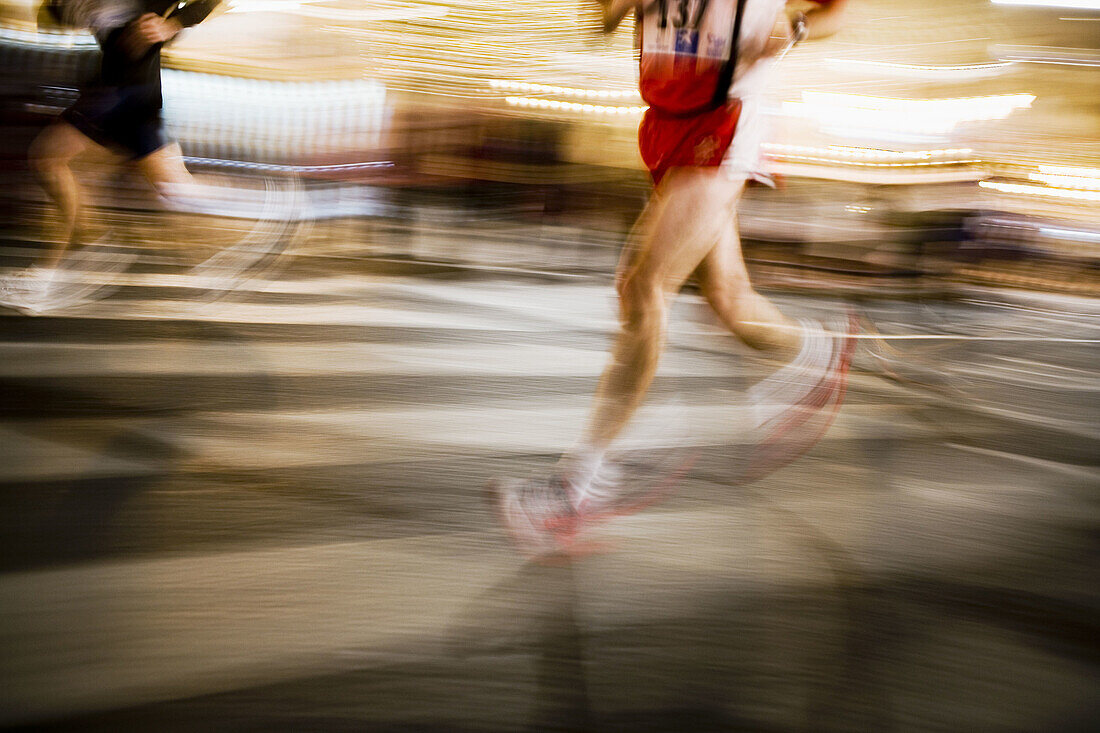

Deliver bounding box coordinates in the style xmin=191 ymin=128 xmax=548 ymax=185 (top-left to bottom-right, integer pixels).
xmin=979 ymin=181 xmax=1100 ymax=201
xmin=824 ymin=58 xmax=1014 ymax=80
xmin=489 ymin=80 xmax=639 ymax=100
xmin=994 ymin=45 xmax=1100 ymax=67
xmin=504 ymin=96 xmax=643 ymax=115
xmin=317 ymin=0 xmax=637 ymax=99
xmin=225 ymin=0 xmax=449 ymax=21
xmin=1029 ymin=165 xmax=1100 ymax=190
xmin=0 ymin=0 xmax=623 ymax=102
xmin=782 ymin=92 xmax=1036 ymax=137
xmin=762 ymin=144 xmax=980 ymax=168
xmin=491 ymin=78 xmax=643 ymax=115
xmin=977 ymin=163 xmax=1100 ymax=204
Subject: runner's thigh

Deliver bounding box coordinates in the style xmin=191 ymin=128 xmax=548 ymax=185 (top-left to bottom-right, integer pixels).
xmin=629 ymin=167 xmax=743 ymax=293
xmin=29 ymin=121 xmax=99 ymax=167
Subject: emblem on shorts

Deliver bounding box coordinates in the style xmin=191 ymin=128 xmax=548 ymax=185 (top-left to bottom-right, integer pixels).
xmin=694 ymin=135 xmax=719 ymax=164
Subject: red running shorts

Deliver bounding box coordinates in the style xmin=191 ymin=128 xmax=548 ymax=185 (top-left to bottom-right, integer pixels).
xmin=638 ymin=100 xmax=742 ymax=187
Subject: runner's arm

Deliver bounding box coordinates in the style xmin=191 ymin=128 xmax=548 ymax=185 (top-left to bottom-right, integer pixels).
xmin=595 ymin=0 xmax=654 ymax=34
xmin=121 ymin=0 xmax=222 ymax=57
xmin=159 ymin=0 xmax=223 ymax=38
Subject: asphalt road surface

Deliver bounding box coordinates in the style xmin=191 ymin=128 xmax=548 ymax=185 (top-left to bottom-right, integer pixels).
xmin=0 ymin=262 xmax=1097 ymax=732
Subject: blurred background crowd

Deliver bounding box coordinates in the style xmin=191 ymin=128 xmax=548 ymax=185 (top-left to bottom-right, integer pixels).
xmin=0 ymin=0 xmax=1096 ymax=291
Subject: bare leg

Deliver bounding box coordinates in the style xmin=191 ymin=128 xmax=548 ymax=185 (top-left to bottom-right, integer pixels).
xmin=583 ymin=169 xmax=806 ymax=451
xmin=695 ymin=214 xmax=801 ymax=355
xmin=27 ymin=122 xmax=99 ymax=268
xmin=585 ymin=168 xmax=760 ymax=449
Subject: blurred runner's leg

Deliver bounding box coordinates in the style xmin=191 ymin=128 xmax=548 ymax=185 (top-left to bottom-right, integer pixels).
xmin=27 ymin=121 xmax=100 ymax=269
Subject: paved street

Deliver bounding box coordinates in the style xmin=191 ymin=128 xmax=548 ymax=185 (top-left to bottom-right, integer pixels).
xmin=0 ymin=261 xmax=1096 ymax=731
xmin=0 ymin=0 xmax=1096 ymax=728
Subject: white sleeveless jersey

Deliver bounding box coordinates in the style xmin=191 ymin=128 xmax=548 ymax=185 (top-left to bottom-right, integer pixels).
xmin=638 ymin=0 xmax=785 ymax=114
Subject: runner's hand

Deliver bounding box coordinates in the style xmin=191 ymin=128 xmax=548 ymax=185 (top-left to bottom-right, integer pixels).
xmin=120 ymin=13 xmax=183 ymax=58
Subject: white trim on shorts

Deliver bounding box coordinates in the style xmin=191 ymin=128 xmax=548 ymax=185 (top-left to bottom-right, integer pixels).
xmin=719 ymin=57 xmax=776 ymax=186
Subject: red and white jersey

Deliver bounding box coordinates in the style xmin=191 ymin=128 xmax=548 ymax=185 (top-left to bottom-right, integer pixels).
xmin=638 ymin=0 xmax=786 ymax=115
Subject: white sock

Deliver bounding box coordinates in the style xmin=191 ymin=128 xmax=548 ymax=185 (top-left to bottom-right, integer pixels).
xmin=560 ymin=445 xmax=616 ymax=503
xmin=561 ymin=445 xmax=605 ymax=480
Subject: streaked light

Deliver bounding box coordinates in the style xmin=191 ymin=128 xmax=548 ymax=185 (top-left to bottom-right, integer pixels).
xmin=1029 ymin=165 xmax=1100 ymax=190
xmin=226 ymin=0 xmax=449 ymax=20
xmin=763 ymin=144 xmax=980 ymax=168
xmin=783 ymin=92 xmax=1035 ymax=136
xmin=0 ymin=25 xmax=97 ymax=48
xmin=184 ymin=156 xmax=394 ymax=174
xmin=1038 ymin=164 xmax=1100 ymax=178
xmin=1038 ymin=226 xmax=1100 ymax=243
xmin=490 ymin=80 xmax=640 ymax=100
xmin=979 ymin=180 xmax=1100 ymax=202
xmin=798 ymin=92 xmax=1035 ymax=116
xmin=825 ymin=58 xmax=1014 ymax=79
xmin=504 ymin=96 xmax=643 ymax=115
xmin=995 ymin=44 xmax=1100 ymax=67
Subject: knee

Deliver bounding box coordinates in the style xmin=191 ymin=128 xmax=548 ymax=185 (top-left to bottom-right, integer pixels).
xmin=618 ymin=270 xmax=667 ymax=331
xmin=28 ymin=148 xmax=51 ymax=177
xmin=28 ymin=145 xmax=66 ymax=180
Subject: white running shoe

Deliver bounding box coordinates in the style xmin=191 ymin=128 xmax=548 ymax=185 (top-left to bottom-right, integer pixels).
xmin=490 ymin=473 xmax=584 ymax=556
xmin=492 ymin=451 xmax=686 ymax=557
xmin=0 ymin=266 xmax=59 ymax=315
xmin=741 ymin=312 xmax=858 ymax=481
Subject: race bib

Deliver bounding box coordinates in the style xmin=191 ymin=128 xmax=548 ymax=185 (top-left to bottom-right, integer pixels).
xmin=639 ymin=0 xmax=783 ymax=115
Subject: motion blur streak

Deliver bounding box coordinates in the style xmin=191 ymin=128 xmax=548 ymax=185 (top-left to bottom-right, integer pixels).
xmin=0 ymin=0 xmax=1097 ymax=731
xmin=991 ymin=0 xmax=1100 ymax=9
xmin=980 ymin=179 xmax=1100 ymax=201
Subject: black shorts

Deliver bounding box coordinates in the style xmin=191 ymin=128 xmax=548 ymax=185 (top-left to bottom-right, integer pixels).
xmin=61 ymin=88 xmax=166 ymax=160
